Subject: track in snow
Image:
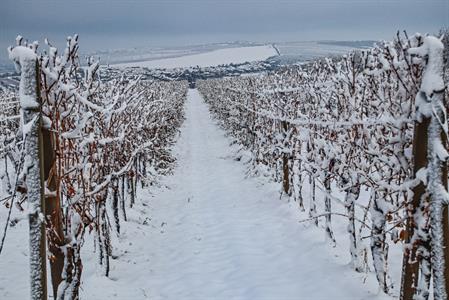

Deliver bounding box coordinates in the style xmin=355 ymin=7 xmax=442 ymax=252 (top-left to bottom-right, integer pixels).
xmin=80 ymin=89 xmax=389 ymax=299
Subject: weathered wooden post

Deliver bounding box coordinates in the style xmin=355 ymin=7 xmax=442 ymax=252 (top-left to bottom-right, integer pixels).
xmin=9 ymin=42 xmax=48 ymax=300
xmin=420 ymin=36 xmax=449 ymax=300
xmin=42 ymin=128 xmax=64 ymax=299
xmin=281 ymin=120 xmax=290 ymax=195
xmin=400 ymin=116 xmax=430 ymax=299
xmin=401 ymin=35 xmax=449 ymax=300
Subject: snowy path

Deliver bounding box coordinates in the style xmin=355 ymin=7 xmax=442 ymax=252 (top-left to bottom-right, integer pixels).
xmin=80 ymin=89 xmax=389 ymax=299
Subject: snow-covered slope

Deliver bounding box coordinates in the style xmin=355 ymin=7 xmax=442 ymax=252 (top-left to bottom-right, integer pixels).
xmin=112 ymin=45 xmax=277 ymax=69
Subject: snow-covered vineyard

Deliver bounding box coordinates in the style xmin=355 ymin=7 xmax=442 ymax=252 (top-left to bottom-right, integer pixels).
xmin=0 ymin=31 xmax=449 ymax=300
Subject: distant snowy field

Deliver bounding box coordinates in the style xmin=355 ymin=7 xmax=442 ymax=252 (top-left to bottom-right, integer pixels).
xmin=111 ymin=45 xmax=278 ymax=69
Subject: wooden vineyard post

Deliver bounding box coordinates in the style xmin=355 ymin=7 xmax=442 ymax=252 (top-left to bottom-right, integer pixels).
xmin=42 ymin=127 xmax=64 ymax=299
xmin=282 ymin=120 xmax=290 ymax=195
xmin=9 ymin=44 xmax=48 ymax=300
xmin=400 ymin=116 xmax=430 ymax=299
xmin=401 ymin=35 xmax=449 ymax=300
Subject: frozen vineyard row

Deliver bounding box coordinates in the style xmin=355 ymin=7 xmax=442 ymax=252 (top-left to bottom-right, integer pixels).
xmin=0 ymin=35 xmax=188 ymax=299
xmin=198 ymin=32 xmax=449 ymax=299
xmin=1 ymin=30 xmax=449 ymax=299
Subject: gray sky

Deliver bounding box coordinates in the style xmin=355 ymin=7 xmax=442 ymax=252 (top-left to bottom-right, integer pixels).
xmin=1 ymin=0 xmax=448 ymax=56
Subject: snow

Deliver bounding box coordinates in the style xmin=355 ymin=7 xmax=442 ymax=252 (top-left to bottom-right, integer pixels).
xmin=8 ymin=46 xmax=40 ymax=110
xmin=112 ymin=45 xmax=277 ymax=69
xmin=8 ymin=46 xmax=37 ymax=63
xmin=1 ymin=89 xmax=396 ymax=299
xmin=409 ymin=36 xmax=445 ymax=96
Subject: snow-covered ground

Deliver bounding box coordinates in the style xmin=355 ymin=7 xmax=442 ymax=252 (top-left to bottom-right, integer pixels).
xmin=0 ymin=89 xmax=397 ymax=299
xmin=112 ymin=45 xmax=277 ymax=69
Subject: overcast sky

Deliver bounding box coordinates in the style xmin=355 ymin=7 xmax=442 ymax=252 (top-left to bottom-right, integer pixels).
xmin=1 ymin=0 xmax=448 ymax=55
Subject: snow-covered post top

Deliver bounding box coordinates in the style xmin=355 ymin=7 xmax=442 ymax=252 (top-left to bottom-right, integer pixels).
xmin=8 ymin=38 xmax=48 ymax=300
xmin=409 ymin=36 xmax=445 ymax=120
xmin=8 ymin=45 xmax=40 ymax=113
